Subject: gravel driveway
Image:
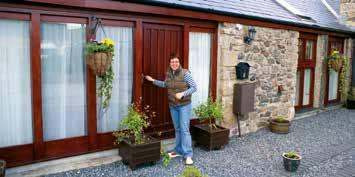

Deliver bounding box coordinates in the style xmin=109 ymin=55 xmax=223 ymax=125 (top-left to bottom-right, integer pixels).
xmin=45 ymin=108 xmax=355 ymax=177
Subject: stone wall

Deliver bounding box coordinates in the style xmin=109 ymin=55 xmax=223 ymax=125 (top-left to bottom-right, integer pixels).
xmin=340 ymin=0 xmax=355 ymax=27
xmin=314 ymin=35 xmax=328 ymax=108
xmin=344 ymin=38 xmax=354 ymax=101
xmin=218 ymin=23 xmax=299 ymax=135
xmin=340 ymin=1 xmax=355 ymax=101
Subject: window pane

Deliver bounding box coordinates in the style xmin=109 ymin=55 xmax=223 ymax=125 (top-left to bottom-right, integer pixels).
xmin=303 ymin=69 xmax=311 ymax=105
xmin=41 ymin=22 xmax=87 ymax=141
xmin=0 ymin=19 xmax=32 ymax=148
xmin=305 ymin=40 xmax=313 ymax=60
xmin=295 ymin=70 xmax=300 ymax=106
xmin=189 ymin=32 xmax=211 ymax=118
xmin=328 ymin=71 xmax=338 ymax=101
xmin=298 ymin=39 xmax=303 ymax=60
xmin=96 ymin=26 xmax=133 ymax=133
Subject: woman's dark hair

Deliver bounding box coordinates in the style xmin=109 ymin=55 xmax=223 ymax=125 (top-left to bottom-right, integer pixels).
xmin=169 ymin=53 xmax=180 ymax=61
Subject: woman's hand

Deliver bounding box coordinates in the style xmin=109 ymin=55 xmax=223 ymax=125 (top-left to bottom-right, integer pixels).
xmin=175 ymin=92 xmax=185 ymax=100
xmin=145 ymin=75 xmax=154 ymax=82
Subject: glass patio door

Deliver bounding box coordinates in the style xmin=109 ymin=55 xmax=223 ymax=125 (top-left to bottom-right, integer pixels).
xmin=189 ymin=31 xmax=212 ymax=118
xmin=325 ymin=37 xmax=344 ymax=105
xmin=0 ymin=19 xmax=33 ymax=148
xmin=94 ymin=20 xmax=134 ymax=149
xmin=295 ymin=33 xmax=316 ymax=110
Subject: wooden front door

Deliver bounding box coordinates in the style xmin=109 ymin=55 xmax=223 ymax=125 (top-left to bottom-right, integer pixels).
xmin=295 ymin=33 xmax=316 ymax=111
xmin=142 ymin=23 xmax=183 ymax=137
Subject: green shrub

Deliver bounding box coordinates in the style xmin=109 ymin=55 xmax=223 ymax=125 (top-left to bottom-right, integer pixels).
xmin=273 ymin=117 xmax=289 ymax=123
xmin=178 ymin=166 xmax=208 ymax=177
xmin=113 ymin=100 xmax=155 ymax=144
xmin=193 ymin=97 xmax=223 ymax=129
xmin=284 ymin=150 xmax=299 ymax=159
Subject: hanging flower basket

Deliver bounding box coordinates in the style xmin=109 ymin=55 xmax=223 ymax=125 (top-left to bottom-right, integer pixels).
xmin=328 ymin=58 xmax=343 ymax=72
xmin=327 ymin=50 xmax=344 ymax=72
xmin=85 ymin=38 xmax=114 ymax=76
xmin=85 ymin=38 xmax=115 ymax=110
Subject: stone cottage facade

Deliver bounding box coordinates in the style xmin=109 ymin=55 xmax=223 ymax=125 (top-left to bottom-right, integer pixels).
xmin=218 ymin=23 xmax=353 ymax=135
xmin=1 ymin=0 xmax=354 ymax=168
xmin=341 ymin=0 xmax=355 ymax=100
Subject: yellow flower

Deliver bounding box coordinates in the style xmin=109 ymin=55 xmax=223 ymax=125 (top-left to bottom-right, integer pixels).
xmin=332 ymin=50 xmax=339 ymax=55
xmin=101 ymin=38 xmax=114 ymax=46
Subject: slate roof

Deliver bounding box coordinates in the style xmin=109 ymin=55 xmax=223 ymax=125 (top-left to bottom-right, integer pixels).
xmin=283 ymin=0 xmax=351 ymax=32
xmin=131 ymin=0 xmax=354 ymax=33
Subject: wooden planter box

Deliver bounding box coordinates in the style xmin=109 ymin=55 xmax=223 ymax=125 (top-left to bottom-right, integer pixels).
xmin=270 ymin=119 xmax=290 ymax=134
xmin=0 ymin=160 xmax=5 ymax=177
xmin=193 ymin=124 xmax=230 ymax=151
xmin=119 ymin=136 xmax=160 ymax=170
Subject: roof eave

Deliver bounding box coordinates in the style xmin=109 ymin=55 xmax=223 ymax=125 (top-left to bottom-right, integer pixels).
xmin=128 ymin=0 xmax=355 ymax=36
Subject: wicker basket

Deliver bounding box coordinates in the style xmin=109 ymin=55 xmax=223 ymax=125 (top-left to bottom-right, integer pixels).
xmin=328 ymin=59 xmax=343 ymax=72
xmin=86 ymin=52 xmax=113 ymax=76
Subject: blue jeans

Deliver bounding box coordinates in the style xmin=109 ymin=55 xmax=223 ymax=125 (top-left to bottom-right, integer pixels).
xmin=169 ymin=103 xmax=193 ymax=158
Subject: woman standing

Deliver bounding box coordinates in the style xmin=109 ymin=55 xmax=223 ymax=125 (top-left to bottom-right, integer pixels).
xmin=145 ymin=53 xmax=197 ymax=165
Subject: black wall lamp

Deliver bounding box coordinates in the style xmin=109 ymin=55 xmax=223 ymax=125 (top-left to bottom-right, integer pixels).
xmin=244 ymin=27 xmax=256 ymax=44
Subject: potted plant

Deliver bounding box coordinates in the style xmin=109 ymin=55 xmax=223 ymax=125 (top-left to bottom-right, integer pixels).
xmin=112 ymin=101 xmax=160 ymax=170
xmin=0 ymin=160 xmax=5 ymax=177
xmin=270 ymin=117 xmax=290 ymax=134
xmin=193 ymin=97 xmax=230 ymax=150
xmin=347 ymin=87 xmax=355 ymax=109
xmin=327 ymin=50 xmax=343 ymax=72
xmin=282 ymin=150 xmax=302 ymax=172
xmin=178 ymin=166 xmax=208 ymax=177
xmin=85 ymin=38 xmax=114 ymax=76
xmin=86 ymin=38 xmax=115 ymax=110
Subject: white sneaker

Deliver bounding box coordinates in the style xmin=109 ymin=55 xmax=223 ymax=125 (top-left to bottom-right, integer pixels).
xmin=168 ymin=151 xmax=181 ymax=158
xmin=185 ymin=157 xmax=193 ymax=165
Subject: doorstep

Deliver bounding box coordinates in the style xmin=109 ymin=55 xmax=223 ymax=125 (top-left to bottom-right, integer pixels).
xmin=6 ymin=149 xmax=120 ymax=177
xmin=294 ymin=104 xmax=343 ymax=120
xmin=6 ymin=138 xmax=176 ymax=177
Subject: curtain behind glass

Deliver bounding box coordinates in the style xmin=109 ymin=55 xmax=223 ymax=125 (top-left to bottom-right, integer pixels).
xmin=189 ymin=32 xmax=211 ymax=118
xmin=295 ymin=71 xmax=300 ymax=106
xmin=0 ymin=20 xmax=32 ymax=148
xmin=41 ymin=23 xmax=87 ymax=141
xmin=96 ymin=26 xmax=133 ymax=133
xmin=328 ymin=71 xmax=338 ymax=100
xmin=302 ymin=69 xmax=311 ymax=105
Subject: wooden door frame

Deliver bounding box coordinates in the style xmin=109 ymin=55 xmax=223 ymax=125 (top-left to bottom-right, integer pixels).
xmin=295 ymin=33 xmax=317 ymax=111
xmin=324 ymin=37 xmax=345 ymax=106
xmin=39 ymin=15 xmax=90 ymax=160
xmin=94 ymin=19 xmax=135 ymax=150
xmin=0 ymin=12 xmax=35 ymax=167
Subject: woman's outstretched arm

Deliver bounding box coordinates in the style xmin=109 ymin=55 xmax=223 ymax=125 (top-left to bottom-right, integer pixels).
xmin=145 ymin=75 xmax=166 ymax=88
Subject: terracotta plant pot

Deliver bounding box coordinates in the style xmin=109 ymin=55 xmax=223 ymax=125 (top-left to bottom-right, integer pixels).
xmin=329 ymin=59 xmax=343 ymax=72
xmin=192 ymin=124 xmax=230 ymax=150
xmin=270 ymin=119 xmax=290 ymax=134
xmin=119 ymin=136 xmax=160 ymax=170
xmin=86 ymin=52 xmax=113 ymax=76
xmin=282 ymin=153 xmax=302 ymax=172
xmin=0 ymin=160 xmax=5 ymax=177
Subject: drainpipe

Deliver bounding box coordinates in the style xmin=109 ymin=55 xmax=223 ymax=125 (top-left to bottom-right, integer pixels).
xmin=352 ymin=39 xmax=355 ymax=87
